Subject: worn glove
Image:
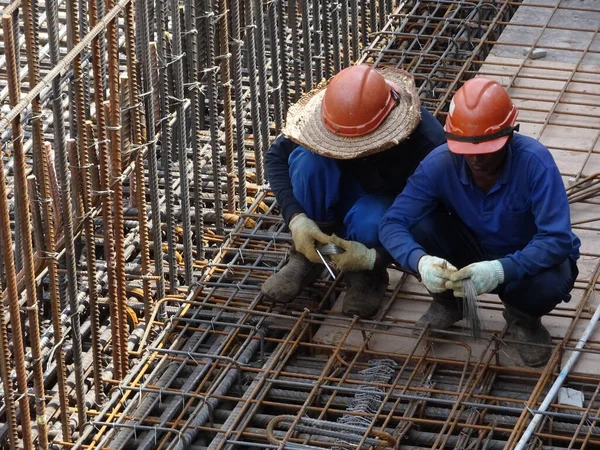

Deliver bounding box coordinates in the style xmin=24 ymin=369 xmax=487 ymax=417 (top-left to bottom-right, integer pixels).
xmin=328 ymin=234 xmax=377 ymax=272
xmin=289 ymin=213 xmax=331 ymax=263
xmin=445 ymin=260 xmax=504 ymax=297
xmin=418 ymin=255 xmax=457 ymax=293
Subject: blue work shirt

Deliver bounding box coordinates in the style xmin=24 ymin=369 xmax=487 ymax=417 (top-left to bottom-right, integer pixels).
xmin=379 ymin=133 xmax=581 ymax=283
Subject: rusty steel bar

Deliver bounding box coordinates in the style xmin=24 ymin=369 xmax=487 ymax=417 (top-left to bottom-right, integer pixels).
xmin=0 ymin=18 xmax=33 ymax=449
xmin=105 ymin=0 xmax=129 ymax=377
xmin=20 ymin=0 xmax=71 ymax=437
xmin=0 ymin=155 xmax=20 ymax=450
xmin=268 ymin=0 xmax=284 ymax=131
xmin=300 ymin=0 xmax=313 ymax=93
xmin=88 ymin=0 xmax=122 ymax=381
xmin=3 ymin=13 xmax=49 ymax=448
xmin=66 ymin=0 xmax=104 ymax=408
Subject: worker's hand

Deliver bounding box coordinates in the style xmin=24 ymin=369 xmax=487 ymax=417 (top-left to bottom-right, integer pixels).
xmin=418 ymin=255 xmax=457 ymax=293
xmin=445 ymin=260 xmax=504 ymax=297
xmin=330 ymin=234 xmax=377 ymax=272
xmin=328 ymin=234 xmax=377 ymax=272
xmin=289 ymin=213 xmax=331 ymax=263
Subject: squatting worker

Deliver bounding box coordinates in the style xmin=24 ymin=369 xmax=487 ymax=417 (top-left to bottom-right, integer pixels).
xmin=379 ymin=77 xmax=580 ymax=367
xmin=262 ymin=64 xmax=446 ymax=318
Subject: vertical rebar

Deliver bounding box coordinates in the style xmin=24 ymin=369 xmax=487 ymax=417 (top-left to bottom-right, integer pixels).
xmin=106 ymin=0 xmax=129 ymax=376
xmin=243 ymin=0 xmax=265 ymax=185
xmin=340 ymin=0 xmax=350 ymax=68
xmin=125 ymin=1 xmax=153 ymax=324
xmin=20 ymin=0 xmax=71 ymax=437
xmin=369 ymin=0 xmax=377 ymax=36
xmin=45 ymin=0 xmax=88 ymax=430
xmin=170 ymin=0 xmax=194 ymax=285
xmin=350 ymin=0 xmax=359 ymax=61
xmin=300 ymin=0 xmax=313 ymax=92
xmin=157 ymin=0 xmax=179 ymax=292
xmin=185 ymin=0 xmax=205 ymax=257
xmin=136 ymin=0 xmax=166 ymax=302
xmin=230 ymin=0 xmax=247 ymax=213
xmin=206 ymin=0 xmax=225 ymax=232
xmin=3 ymin=14 xmax=49 ymax=448
xmin=276 ymin=0 xmax=290 ymax=113
xmin=361 ymin=0 xmax=368 ymax=48
xmin=67 ymin=0 xmax=105 ymax=407
xmin=268 ymin=0 xmax=284 ymax=131
xmin=378 ymin=0 xmax=386 ymax=32
xmin=88 ymin=0 xmax=122 ymax=381
xmin=254 ymin=0 xmax=271 ymax=167
xmin=216 ymin=0 xmax=236 ymax=214
xmin=322 ymin=0 xmax=332 ymax=78
xmin=288 ymin=0 xmax=301 ymax=99
xmin=331 ymin=0 xmax=341 ymax=74
xmin=312 ymin=0 xmax=323 ymax=84
xmin=0 ymin=155 xmax=20 ymax=450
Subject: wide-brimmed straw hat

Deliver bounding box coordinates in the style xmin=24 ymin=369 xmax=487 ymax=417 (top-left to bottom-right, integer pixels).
xmin=282 ymin=66 xmax=421 ymax=160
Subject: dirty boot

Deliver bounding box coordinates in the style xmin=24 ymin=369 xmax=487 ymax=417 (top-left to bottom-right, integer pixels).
xmin=342 ymin=265 xmax=389 ymax=319
xmin=502 ymin=304 xmax=552 ymax=367
xmin=414 ymin=295 xmax=463 ymax=336
xmin=262 ymin=246 xmax=323 ymax=304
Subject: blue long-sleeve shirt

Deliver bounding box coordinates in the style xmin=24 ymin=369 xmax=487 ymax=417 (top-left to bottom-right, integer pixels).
xmin=379 ymin=133 xmax=581 ymax=283
xmin=266 ymin=106 xmax=446 ymax=224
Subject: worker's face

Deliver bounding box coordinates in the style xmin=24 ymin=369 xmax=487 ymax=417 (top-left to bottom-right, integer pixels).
xmin=464 ymin=146 xmax=506 ymax=176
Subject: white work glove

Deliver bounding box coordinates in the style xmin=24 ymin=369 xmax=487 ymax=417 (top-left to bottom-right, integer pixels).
xmin=418 ymin=255 xmax=457 ymax=293
xmin=328 ymin=234 xmax=377 ymax=272
xmin=289 ymin=213 xmax=331 ymax=263
xmin=445 ymin=260 xmax=504 ymax=297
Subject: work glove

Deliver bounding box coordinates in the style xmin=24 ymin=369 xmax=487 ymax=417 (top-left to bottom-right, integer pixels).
xmin=417 ymin=255 xmax=457 ymax=293
xmin=289 ymin=213 xmax=331 ymax=263
xmin=328 ymin=234 xmax=377 ymax=272
xmin=445 ymin=260 xmax=504 ymax=297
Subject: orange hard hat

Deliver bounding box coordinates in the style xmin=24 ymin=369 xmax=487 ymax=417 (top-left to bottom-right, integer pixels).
xmin=445 ymin=77 xmax=519 ymax=154
xmin=321 ymin=65 xmax=400 ymax=137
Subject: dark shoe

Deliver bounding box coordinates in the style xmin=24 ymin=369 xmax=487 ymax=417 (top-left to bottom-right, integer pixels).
xmin=342 ymin=266 xmax=389 ymax=319
xmin=503 ymin=304 xmax=552 ymax=367
xmin=414 ymin=295 xmax=463 ymax=336
xmin=262 ymin=246 xmax=323 ymax=304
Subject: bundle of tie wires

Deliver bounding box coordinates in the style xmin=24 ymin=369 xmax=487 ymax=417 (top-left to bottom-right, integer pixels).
xmin=462 ymin=278 xmax=484 ymax=339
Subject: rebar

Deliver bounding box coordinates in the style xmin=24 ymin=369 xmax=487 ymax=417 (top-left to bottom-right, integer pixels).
xmin=0 ymin=155 xmax=20 ymax=450
xmin=3 ymin=13 xmax=49 ymax=448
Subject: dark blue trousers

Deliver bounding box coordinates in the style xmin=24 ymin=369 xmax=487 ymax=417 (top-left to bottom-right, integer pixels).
xmin=411 ymin=211 xmax=579 ymax=317
xmin=289 ymin=146 xmax=394 ymax=248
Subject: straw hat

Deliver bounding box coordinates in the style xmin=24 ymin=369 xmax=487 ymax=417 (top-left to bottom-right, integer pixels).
xmin=282 ymin=66 xmax=421 ymax=160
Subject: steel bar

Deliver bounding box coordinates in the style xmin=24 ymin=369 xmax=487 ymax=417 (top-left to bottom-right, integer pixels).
xmin=3 ymin=13 xmax=49 ymax=448
xmin=0 ymin=155 xmax=20 ymax=450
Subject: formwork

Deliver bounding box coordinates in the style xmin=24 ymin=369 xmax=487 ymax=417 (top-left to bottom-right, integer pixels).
xmin=0 ymin=0 xmax=599 ymax=449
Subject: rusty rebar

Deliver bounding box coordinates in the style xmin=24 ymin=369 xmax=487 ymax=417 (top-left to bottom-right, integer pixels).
xmin=136 ymin=0 xmax=165 ymax=301
xmin=3 ymin=13 xmax=49 ymax=448
xmin=0 ymin=154 xmax=20 ymax=450
xmin=20 ymin=0 xmax=71 ymax=438
xmin=67 ymin=0 xmax=104 ymax=408
xmin=1 ymin=14 xmax=34 ymax=449
xmin=125 ymin=0 xmax=153 ymax=325
xmin=106 ymin=0 xmax=129 ymax=377
xmin=88 ymin=0 xmax=123 ymax=381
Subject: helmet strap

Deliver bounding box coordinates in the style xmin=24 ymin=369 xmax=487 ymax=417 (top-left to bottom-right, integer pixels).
xmin=446 ymin=124 xmax=519 ymax=144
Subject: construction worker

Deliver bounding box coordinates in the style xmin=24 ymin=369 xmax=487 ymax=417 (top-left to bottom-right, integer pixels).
xmin=262 ymin=64 xmax=446 ymax=318
xmin=379 ymin=78 xmax=580 ymax=367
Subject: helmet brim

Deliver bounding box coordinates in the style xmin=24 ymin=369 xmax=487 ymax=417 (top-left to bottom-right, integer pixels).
xmin=282 ymin=67 xmax=421 ymax=160
xmin=447 ymin=135 xmax=509 ymax=155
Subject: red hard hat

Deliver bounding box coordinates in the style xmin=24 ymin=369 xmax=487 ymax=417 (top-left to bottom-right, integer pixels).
xmin=445 ymin=77 xmax=518 ymax=154
xmin=321 ymin=65 xmax=400 ymax=137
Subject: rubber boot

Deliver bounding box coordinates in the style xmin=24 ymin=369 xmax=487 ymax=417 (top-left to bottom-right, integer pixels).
xmin=414 ymin=295 xmax=463 ymax=336
xmin=342 ymin=265 xmax=389 ymax=319
xmin=262 ymin=245 xmax=323 ymax=304
xmin=502 ymin=304 xmax=552 ymax=367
